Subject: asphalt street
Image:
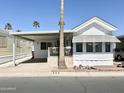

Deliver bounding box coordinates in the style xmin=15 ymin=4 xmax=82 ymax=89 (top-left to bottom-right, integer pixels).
xmin=0 ymin=77 xmax=124 ymax=93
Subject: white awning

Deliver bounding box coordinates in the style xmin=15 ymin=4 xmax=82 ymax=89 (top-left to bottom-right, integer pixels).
xmin=73 ymin=35 xmax=120 ymax=43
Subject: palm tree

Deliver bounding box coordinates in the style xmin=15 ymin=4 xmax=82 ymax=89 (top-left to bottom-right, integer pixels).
xmin=4 ymin=23 xmax=13 ymax=30
xmin=33 ymin=21 xmax=40 ymax=30
xmin=58 ymin=0 xmax=67 ymax=69
xmin=16 ymin=29 xmax=21 ymax=32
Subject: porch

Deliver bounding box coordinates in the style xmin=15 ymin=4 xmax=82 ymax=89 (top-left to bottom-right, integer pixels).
xmin=47 ymin=47 xmax=73 ymax=68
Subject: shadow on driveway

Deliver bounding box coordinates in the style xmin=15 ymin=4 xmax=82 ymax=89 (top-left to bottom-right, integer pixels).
xmin=22 ymin=58 xmax=47 ymax=63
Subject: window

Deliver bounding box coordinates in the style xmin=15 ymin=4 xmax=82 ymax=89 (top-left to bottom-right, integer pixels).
xmin=66 ymin=40 xmax=69 ymax=46
xmin=105 ymin=42 xmax=111 ymax=52
xmin=41 ymin=42 xmax=52 ymax=50
xmin=0 ymin=36 xmax=7 ymax=48
xmin=47 ymin=42 xmax=52 ymax=48
xmin=76 ymin=43 xmax=82 ymax=52
xmin=95 ymin=42 xmax=102 ymax=52
xmin=41 ymin=42 xmax=47 ymax=50
xmin=86 ymin=42 xmax=93 ymax=52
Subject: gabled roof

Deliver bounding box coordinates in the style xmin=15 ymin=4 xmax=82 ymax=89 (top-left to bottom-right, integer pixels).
xmin=72 ymin=17 xmax=117 ymax=32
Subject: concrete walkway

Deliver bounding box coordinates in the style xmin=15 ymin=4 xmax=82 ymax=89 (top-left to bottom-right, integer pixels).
xmin=0 ymin=58 xmax=124 ymax=77
xmin=0 ymin=57 xmax=51 ymax=77
xmin=0 ymin=63 xmax=124 ymax=77
xmin=0 ymin=63 xmax=50 ymax=72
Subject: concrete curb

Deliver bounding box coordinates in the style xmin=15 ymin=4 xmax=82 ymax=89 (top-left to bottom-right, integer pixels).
xmin=0 ymin=72 xmax=124 ymax=77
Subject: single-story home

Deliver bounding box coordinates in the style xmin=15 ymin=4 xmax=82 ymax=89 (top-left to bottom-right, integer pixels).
xmin=116 ymin=35 xmax=124 ymax=49
xmin=9 ymin=17 xmax=120 ymax=67
xmin=113 ymin=35 xmax=124 ymax=60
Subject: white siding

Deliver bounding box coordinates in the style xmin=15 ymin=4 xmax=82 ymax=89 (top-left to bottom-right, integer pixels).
xmin=34 ymin=40 xmax=57 ymax=58
xmin=82 ymin=27 xmax=105 ymax=35
xmin=73 ymin=42 xmax=115 ymax=66
xmin=73 ymin=53 xmax=113 ymax=66
xmin=34 ymin=41 xmax=48 ymax=58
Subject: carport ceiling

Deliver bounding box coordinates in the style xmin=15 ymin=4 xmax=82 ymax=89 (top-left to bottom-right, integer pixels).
xmin=22 ymin=35 xmax=59 ymax=41
xmin=10 ymin=31 xmax=73 ymax=41
xmin=20 ymin=33 xmax=73 ymax=41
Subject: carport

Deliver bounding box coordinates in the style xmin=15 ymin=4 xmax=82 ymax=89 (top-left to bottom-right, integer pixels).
xmin=10 ymin=30 xmax=73 ymax=66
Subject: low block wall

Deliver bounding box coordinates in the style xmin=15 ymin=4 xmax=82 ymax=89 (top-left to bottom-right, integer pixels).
xmin=48 ymin=56 xmax=73 ymax=68
xmin=0 ymin=54 xmax=32 ymax=64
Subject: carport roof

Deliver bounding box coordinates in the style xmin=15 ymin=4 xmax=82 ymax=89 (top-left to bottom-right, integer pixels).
xmin=10 ymin=30 xmax=72 ymax=36
xmin=10 ymin=30 xmax=73 ymax=41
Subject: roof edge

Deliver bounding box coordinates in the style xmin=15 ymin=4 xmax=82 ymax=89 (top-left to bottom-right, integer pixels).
xmin=72 ymin=16 xmax=117 ymax=32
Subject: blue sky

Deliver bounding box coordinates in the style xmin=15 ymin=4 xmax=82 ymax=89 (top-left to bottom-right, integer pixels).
xmin=0 ymin=0 xmax=123 ymax=35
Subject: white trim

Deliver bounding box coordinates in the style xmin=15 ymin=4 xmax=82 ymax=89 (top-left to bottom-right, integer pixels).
xmin=12 ymin=36 xmax=16 ymax=66
xmin=10 ymin=30 xmax=72 ymax=35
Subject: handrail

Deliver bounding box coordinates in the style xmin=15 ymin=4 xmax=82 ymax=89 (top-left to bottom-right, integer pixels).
xmin=48 ymin=47 xmax=72 ymax=56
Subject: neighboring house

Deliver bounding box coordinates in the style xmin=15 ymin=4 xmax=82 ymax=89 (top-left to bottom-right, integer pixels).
xmin=116 ymin=35 xmax=124 ymax=49
xmin=0 ymin=29 xmax=12 ymax=56
xmin=114 ymin=35 xmax=124 ymax=60
xmin=9 ymin=17 xmax=120 ymax=67
xmin=0 ymin=29 xmax=33 ymax=64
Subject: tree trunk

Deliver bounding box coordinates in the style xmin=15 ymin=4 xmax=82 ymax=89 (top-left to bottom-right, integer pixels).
xmin=58 ymin=0 xmax=67 ymax=69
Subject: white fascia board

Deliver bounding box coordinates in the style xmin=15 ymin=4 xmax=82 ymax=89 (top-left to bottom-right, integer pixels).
xmin=10 ymin=30 xmax=72 ymax=35
xmin=95 ymin=17 xmax=117 ymax=31
xmin=72 ymin=17 xmax=117 ymax=32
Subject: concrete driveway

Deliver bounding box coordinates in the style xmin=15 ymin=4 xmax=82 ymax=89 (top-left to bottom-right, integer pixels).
xmin=0 ymin=58 xmax=50 ymax=73
xmin=0 ymin=62 xmax=50 ymax=73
